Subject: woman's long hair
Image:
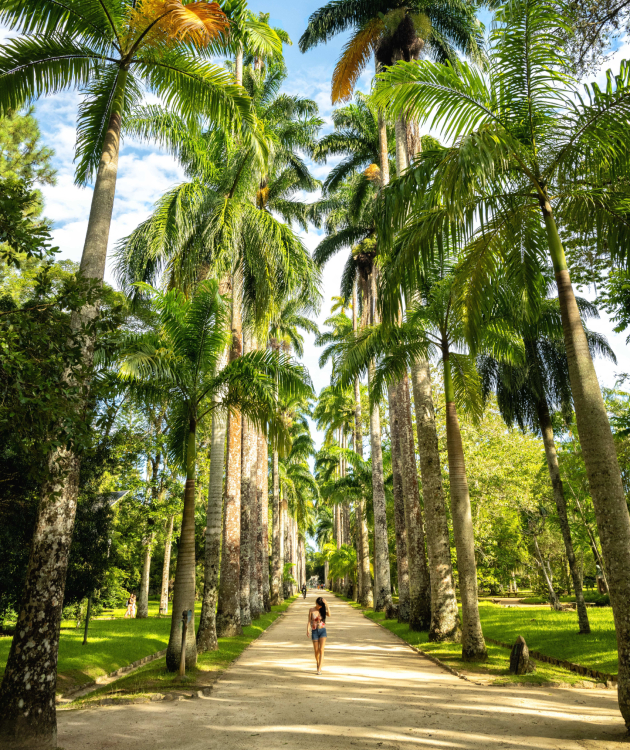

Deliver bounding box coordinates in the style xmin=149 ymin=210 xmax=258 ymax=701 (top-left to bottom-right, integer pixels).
xmin=315 ymin=597 xmax=330 ymax=620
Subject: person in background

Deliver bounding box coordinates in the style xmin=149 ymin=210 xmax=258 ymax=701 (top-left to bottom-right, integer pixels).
xmin=306 ymin=596 xmax=330 ymax=675
xmin=301 ymin=583 xmax=307 ymax=599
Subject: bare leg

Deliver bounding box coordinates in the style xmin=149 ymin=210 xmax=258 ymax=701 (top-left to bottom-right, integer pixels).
xmin=312 ymin=639 xmax=319 ymax=671
xmin=318 ymin=637 xmax=326 ymax=672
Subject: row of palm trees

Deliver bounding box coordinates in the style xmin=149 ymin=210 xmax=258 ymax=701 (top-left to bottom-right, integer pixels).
xmin=303 ymin=0 xmax=630 ymax=729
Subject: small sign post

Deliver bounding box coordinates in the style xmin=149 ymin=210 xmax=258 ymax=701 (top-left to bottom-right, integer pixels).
xmin=178 ymin=609 xmax=192 ymax=679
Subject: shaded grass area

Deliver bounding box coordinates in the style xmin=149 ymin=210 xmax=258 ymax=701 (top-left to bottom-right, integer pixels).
xmin=339 ymin=596 xmax=617 ymax=685
xmin=519 ymin=591 xmax=610 ymax=606
xmin=70 ymin=597 xmax=297 ymax=707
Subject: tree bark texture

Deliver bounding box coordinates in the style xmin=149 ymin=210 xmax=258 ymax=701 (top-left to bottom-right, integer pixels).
xmin=444 ymin=364 xmax=486 ymax=661
xmin=216 ymin=274 xmax=243 ymax=637
xmin=239 ymin=415 xmax=254 ymax=627
xmin=270 ymin=450 xmax=283 ymax=605
xmin=197 ymin=407 xmax=227 ymax=652
xmin=165 ymin=461 xmax=198 ymax=671
xmin=410 ymin=360 xmax=460 ymax=642
xmin=536 ymin=398 xmax=590 ymax=633
xmin=249 ymin=426 xmax=262 ymax=620
xmin=136 ymin=532 xmax=154 ymax=619
xmin=0 ymin=451 xmax=80 ymax=749
xmin=543 ymin=209 xmax=630 ymax=723
xmin=259 ymin=431 xmax=271 ymax=612
xmin=400 ymin=374 xmax=431 ymax=631
xmin=388 ymin=382 xmax=411 ymax=622
xmin=159 ymin=515 xmax=175 ymax=615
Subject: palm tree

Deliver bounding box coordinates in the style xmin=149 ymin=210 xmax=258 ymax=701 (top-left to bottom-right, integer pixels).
xmin=374 ymin=0 xmax=630 ymax=705
xmin=117 ymin=280 xmax=311 ymax=671
xmin=0 ymin=4 xmax=256 ymax=741
xmin=479 ymin=277 xmax=617 ymax=634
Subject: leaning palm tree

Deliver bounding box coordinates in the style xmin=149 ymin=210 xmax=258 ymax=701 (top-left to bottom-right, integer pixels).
xmin=373 ymin=0 xmax=630 ymax=714
xmin=479 ymin=275 xmax=617 ymax=634
xmin=118 ymin=279 xmax=311 ymax=670
xmin=0 ymin=4 xmax=258 ymax=743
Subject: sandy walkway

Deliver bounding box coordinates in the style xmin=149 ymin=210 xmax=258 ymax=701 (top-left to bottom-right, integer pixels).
xmin=59 ymin=591 xmax=629 ymax=749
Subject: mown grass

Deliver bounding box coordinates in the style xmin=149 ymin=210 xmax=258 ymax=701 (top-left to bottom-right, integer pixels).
xmin=339 ymin=596 xmax=617 ymax=685
xmin=0 ymin=597 xmax=295 ymax=697
xmin=70 ymin=597 xmax=297 ymax=707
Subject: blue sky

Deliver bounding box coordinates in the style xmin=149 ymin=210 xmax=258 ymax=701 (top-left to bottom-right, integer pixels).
xmin=4 ymin=2 xmax=630 ymax=436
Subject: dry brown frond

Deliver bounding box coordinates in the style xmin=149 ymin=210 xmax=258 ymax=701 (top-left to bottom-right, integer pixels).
xmin=331 ymin=18 xmax=383 ymax=104
xmin=256 ymin=185 xmax=270 ymax=209
xmin=364 ymin=163 xmax=381 ymax=183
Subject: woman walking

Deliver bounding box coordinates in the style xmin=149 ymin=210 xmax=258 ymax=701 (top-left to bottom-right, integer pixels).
xmin=306 ymin=596 xmax=330 ymax=675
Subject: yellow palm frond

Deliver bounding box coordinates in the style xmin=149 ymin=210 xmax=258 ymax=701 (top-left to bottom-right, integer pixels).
xmin=331 ymin=17 xmax=383 ymax=104
xmin=128 ymin=0 xmax=229 ymax=51
xmin=364 ymin=163 xmax=381 ymax=182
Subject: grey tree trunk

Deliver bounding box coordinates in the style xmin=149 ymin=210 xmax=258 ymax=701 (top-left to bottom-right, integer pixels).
xmin=197 ymin=406 xmax=227 ymax=652
xmin=249 ymin=425 xmax=262 ymax=620
xmin=444 ymin=358 xmax=487 ymax=662
xmin=216 ymin=275 xmax=243 ymax=637
xmin=259 ymin=431 xmax=271 ymax=612
xmin=536 ymin=398 xmax=590 ymax=632
xmin=240 ymin=414 xmax=254 ymax=627
xmin=136 ymin=532 xmax=155 ymax=619
xmin=544 ymin=207 xmax=630 ymax=725
xmin=270 ymin=450 xmax=283 ymax=605
xmin=400 ymin=374 xmax=431 ymax=631
xmin=388 ymin=381 xmax=411 ymax=622
xmin=410 ymin=360 xmax=460 ymax=642
xmin=0 ymin=74 xmax=128 ymax=748
xmin=159 ymin=515 xmax=175 ymax=615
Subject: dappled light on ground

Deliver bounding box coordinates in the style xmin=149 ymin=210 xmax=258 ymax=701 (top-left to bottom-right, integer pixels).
xmin=59 ymin=592 xmax=627 ymax=749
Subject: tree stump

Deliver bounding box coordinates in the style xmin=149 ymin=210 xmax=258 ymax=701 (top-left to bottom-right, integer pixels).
xmin=509 ymin=635 xmax=536 ymax=675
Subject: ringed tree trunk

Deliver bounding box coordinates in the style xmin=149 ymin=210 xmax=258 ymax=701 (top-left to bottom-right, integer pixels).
xmin=249 ymin=423 xmax=261 ymax=620
xmin=239 ymin=413 xmax=254 ymax=627
xmin=252 ymin=429 xmax=264 ymax=616
xmin=388 ymin=381 xmax=411 ymax=622
xmin=166 ymin=427 xmax=198 ymax=671
xmin=368 ymin=269 xmax=392 ymax=612
xmin=543 ymin=203 xmax=630 ymax=723
xmin=353 ymin=283 xmax=373 ymax=608
xmin=400 ymin=374 xmax=432 ymax=631
xmin=270 ymin=449 xmax=283 ymax=605
xmin=216 ymin=274 xmax=243 ymax=637
xmin=258 ymin=431 xmax=271 ymax=612
xmin=410 ymin=360 xmax=460 ymax=641
xmin=159 ymin=514 xmax=175 ymax=615
xmin=535 ymin=396 xmax=590 ymax=632
xmin=197 ymin=405 xmax=227 ymax=652
xmin=281 ymin=498 xmax=289 ymax=596
xmin=0 ymin=71 xmax=130 ymax=748
xmin=443 ymin=355 xmax=486 ymax=661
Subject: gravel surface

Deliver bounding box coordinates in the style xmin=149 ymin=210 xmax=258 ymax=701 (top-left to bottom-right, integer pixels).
xmin=58 ymin=591 xmax=629 ymax=749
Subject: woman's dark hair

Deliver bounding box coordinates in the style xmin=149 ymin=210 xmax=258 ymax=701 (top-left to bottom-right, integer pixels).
xmin=315 ymin=597 xmax=326 ymax=622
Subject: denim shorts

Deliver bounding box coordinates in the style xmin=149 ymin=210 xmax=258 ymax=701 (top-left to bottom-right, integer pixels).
xmin=312 ymin=626 xmax=327 ymax=641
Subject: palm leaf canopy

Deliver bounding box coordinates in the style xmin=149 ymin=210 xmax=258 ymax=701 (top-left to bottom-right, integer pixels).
xmin=0 ymin=0 xmax=263 ymax=185
xmin=372 ymin=0 xmax=630 ymax=333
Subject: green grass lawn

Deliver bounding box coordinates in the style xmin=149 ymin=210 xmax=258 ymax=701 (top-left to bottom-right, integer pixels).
xmin=341 ymin=597 xmax=617 ymax=686
xmin=71 ymin=597 xmax=296 ymax=706
xmin=1 ymin=598 xmax=296 ymax=697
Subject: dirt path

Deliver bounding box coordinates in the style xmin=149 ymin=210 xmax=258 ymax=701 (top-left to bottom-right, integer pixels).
xmin=59 ymin=591 xmax=628 ymax=749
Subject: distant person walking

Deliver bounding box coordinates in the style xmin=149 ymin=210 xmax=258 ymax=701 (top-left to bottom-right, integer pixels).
xmin=307 ymin=596 xmax=330 ymax=675
xmin=301 ymin=583 xmax=307 ymax=599
xmin=124 ymin=595 xmax=134 ymax=618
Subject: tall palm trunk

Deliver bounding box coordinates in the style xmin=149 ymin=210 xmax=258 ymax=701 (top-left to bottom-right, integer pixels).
xmin=270 ymin=450 xmax=283 ymax=604
xmin=197 ymin=405 xmax=227 ymax=652
xmin=137 ymin=532 xmax=155 ymax=619
xmin=443 ymin=355 xmax=486 ymax=661
xmin=240 ymin=411 xmax=254 ymax=627
xmin=535 ymin=396 xmax=590 ymax=632
xmin=216 ymin=275 xmax=243 ymax=637
xmin=388 ymin=381 xmax=410 ymax=621
xmin=166 ymin=428 xmax=198 ymax=671
xmin=543 ymin=205 xmax=630 ymax=721
xmin=410 ymin=359 xmax=460 ymax=641
xmin=369 ymin=268 xmax=392 ymax=611
xmin=249 ymin=424 xmax=261 ymax=620
xmin=353 ymin=283 xmax=373 ymax=608
xmin=400 ymin=374 xmax=431 ymax=631
xmin=259 ymin=431 xmax=271 ymax=611
xmin=159 ymin=514 xmax=175 ymax=615
xmin=252 ymin=429 xmax=264 ymax=617
xmin=0 ymin=72 xmax=129 ymax=749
